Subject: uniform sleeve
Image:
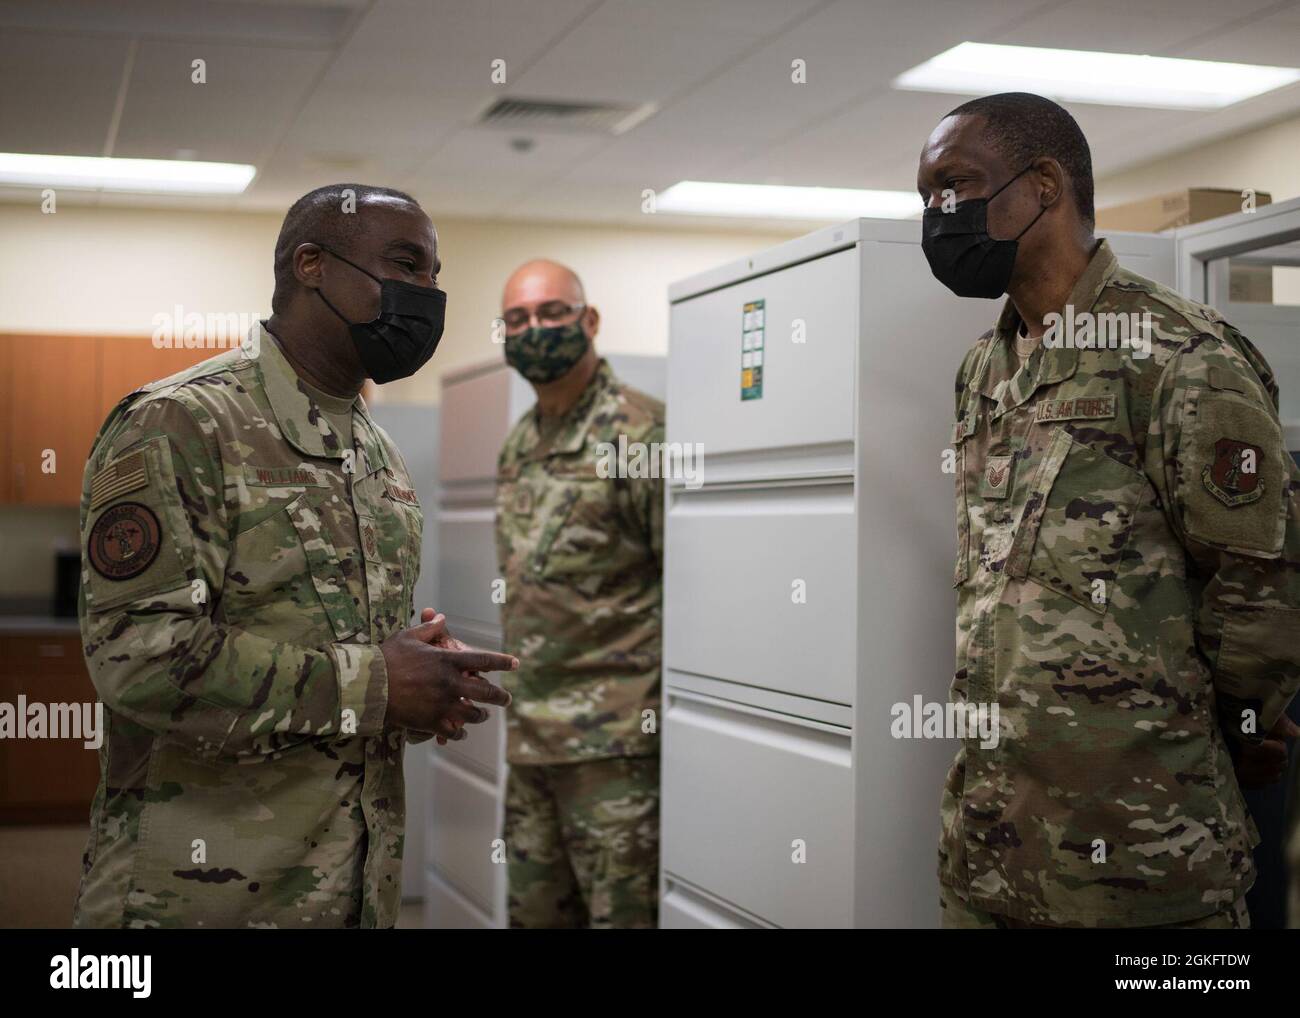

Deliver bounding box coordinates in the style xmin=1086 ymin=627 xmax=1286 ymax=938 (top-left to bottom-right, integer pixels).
xmin=630 ymin=418 xmax=666 ymax=565
xmin=1147 ymin=335 xmax=1300 ymax=746
xmin=79 ymin=396 xmax=389 ymax=760
xmin=494 ymin=443 xmax=510 ymax=579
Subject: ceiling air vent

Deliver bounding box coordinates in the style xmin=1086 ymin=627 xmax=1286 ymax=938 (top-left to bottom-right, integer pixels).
xmin=475 ymin=97 xmax=655 ymax=136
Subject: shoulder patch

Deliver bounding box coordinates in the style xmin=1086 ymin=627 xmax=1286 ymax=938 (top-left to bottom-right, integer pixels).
xmin=1203 ymin=438 xmax=1265 ymax=507
xmin=88 ymin=502 xmax=162 ymax=580
xmin=1177 ymin=389 xmax=1285 ymax=557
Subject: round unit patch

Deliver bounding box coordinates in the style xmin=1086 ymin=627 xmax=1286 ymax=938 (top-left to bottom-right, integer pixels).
xmin=89 ymin=502 xmax=162 ymax=580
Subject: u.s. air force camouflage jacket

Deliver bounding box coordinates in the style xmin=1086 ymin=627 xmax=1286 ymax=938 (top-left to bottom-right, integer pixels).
xmin=495 ymin=359 xmax=664 ymax=765
xmin=74 ymin=324 xmax=424 ymax=929
xmin=942 ymin=239 xmax=1300 ymax=927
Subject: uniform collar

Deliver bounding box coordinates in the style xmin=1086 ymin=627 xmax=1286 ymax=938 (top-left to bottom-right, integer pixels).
xmin=978 ymin=239 xmax=1119 ymax=418
xmin=522 ymin=358 xmax=614 ymax=460
xmin=250 ymin=321 xmax=384 ymax=468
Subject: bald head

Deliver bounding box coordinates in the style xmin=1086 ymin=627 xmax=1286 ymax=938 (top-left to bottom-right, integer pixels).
xmin=502 ymin=259 xmax=586 ymax=311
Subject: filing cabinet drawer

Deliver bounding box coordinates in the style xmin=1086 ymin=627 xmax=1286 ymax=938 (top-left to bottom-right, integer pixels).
xmin=439 ymin=367 xmax=513 ymax=484
xmin=425 ymin=753 xmax=504 ymax=915
xmin=431 ymin=699 xmax=505 ymax=781
xmin=660 ymin=877 xmax=768 ymax=929
xmin=664 ymin=481 xmax=854 ymax=704
xmin=661 ymin=690 xmax=853 ymax=928
xmin=436 ymin=510 xmax=500 ymax=627
xmin=424 ymin=865 xmax=497 ymax=929
xmin=667 ymin=246 xmax=856 ymax=459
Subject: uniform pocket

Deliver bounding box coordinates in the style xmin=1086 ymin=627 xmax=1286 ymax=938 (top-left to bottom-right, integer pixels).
xmin=1007 ymin=426 xmax=1146 ymax=614
xmin=951 ymin=412 xmax=977 ymax=588
xmin=286 ymin=492 xmax=365 ymax=640
xmin=534 ymin=462 xmax=611 ymax=579
xmin=370 ymin=493 xmax=423 ymax=630
xmin=396 ymin=500 xmax=423 ymax=625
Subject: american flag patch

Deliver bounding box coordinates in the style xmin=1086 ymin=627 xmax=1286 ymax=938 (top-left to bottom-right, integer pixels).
xmin=89 ymin=450 xmax=149 ymax=511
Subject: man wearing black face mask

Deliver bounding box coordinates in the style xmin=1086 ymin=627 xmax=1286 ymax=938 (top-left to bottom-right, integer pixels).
xmin=74 ymin=184 xmax=516 ymax=929
xmin=918 ymin=93 xmax=1300 ymax=930
xmin=494 ymin=259 xmax=665 ymax=928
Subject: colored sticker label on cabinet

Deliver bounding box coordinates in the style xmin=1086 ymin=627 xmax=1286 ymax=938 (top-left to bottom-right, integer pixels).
xmin=741 ymin=299 xmax=764 ymax=401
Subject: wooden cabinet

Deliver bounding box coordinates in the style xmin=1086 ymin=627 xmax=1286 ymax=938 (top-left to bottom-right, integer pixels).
xmin=1 ymin=335 xmax=217 ymax=507
xmin=0 ymin=634 xmax=101 ymax=824
xmin=97 ymin=336 xmax=213 ymax=420
xmin=0 ymin=336 xmax=12 ymax=504
xmin=5 ymin=335 xmax=100 ymax=507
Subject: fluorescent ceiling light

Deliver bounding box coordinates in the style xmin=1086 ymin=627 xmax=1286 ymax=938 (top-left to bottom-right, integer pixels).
xmin=658 ymin=180 xmax=921 ymax=220
xmin=893 ymin=42 xmax=1300 ymax=110
xmin=0 ymin=153 xmax=256 ymax=194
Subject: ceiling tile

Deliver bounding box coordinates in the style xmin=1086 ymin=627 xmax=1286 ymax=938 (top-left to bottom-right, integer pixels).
xmin=4 ymin=0 xmax=1300 ymax=222
xmin=113 ymin=39 xmax=330 ymax=163
xmin=0 ymin=31 xmax=131 ymax=156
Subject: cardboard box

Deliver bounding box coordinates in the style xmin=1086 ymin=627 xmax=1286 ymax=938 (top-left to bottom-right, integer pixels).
xmin=1098 ymin=188 xmax=1274 ymax=302
xmin=1096 ymin=187 xmax=1271 ymax=232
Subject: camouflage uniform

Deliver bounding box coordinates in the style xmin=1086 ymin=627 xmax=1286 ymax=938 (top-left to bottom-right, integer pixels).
xmin=502 ymin=755 xmax=660 ymax=928
xmin=74 ymin=324 xmax=424 ymax=929
xmin=495 ymin=358 xmax=664 ymax=928
xmin=943 ymin=239 xmax=1300 ymax=927
xmin=940 ymin=880 xmax=1251 ymax=929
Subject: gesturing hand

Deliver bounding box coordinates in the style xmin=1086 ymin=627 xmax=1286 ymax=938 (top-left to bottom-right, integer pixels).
xmin=381 ymin=610 xmax=515 ymax=744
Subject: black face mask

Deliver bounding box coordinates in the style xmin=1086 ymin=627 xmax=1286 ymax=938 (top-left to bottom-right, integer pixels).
xmin=921 ymin=165 xmax=1047 ymax=299
xmin=314 ymin=245 xmax=446 ymax=384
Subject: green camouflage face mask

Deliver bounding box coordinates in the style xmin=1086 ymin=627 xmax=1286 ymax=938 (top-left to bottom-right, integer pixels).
xmin=504 ymin=321 xmax=589 ymax=383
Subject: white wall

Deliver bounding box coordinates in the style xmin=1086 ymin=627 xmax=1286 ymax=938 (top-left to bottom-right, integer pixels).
xmin=0 ymin=201 xmax=794 ymax=599
xmin=1095 ymin=112 xmax=1300 ymax=306
xmin=1097 ymin=112 xmax=1300 ymax=209
xmin=0 ymin=203 xmax=795 ymax=404
xmin=8 ymin=103 xmax=1299 ymax=603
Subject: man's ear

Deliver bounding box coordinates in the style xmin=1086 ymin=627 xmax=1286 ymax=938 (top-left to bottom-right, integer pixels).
xmin=585 ymin=304 xmax=600 ymax=340
xmin=1035 ymin=157 xmax=1065 ymax=209
xmin=294 ymin=242 xmax=325 ymax=291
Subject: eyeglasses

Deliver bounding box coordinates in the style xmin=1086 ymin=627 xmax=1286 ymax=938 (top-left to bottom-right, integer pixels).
xmin=501 ymin=301 xmax=586 ymax=333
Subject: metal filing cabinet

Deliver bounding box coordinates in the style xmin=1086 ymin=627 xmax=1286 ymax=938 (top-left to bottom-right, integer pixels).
xmin=426 ymin=353 xmax=665 ymax=928
xmin=661 ymin=219 xmax=1175 ymax=929
xmin=367 ymin=403 xmax=440 ymax=907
